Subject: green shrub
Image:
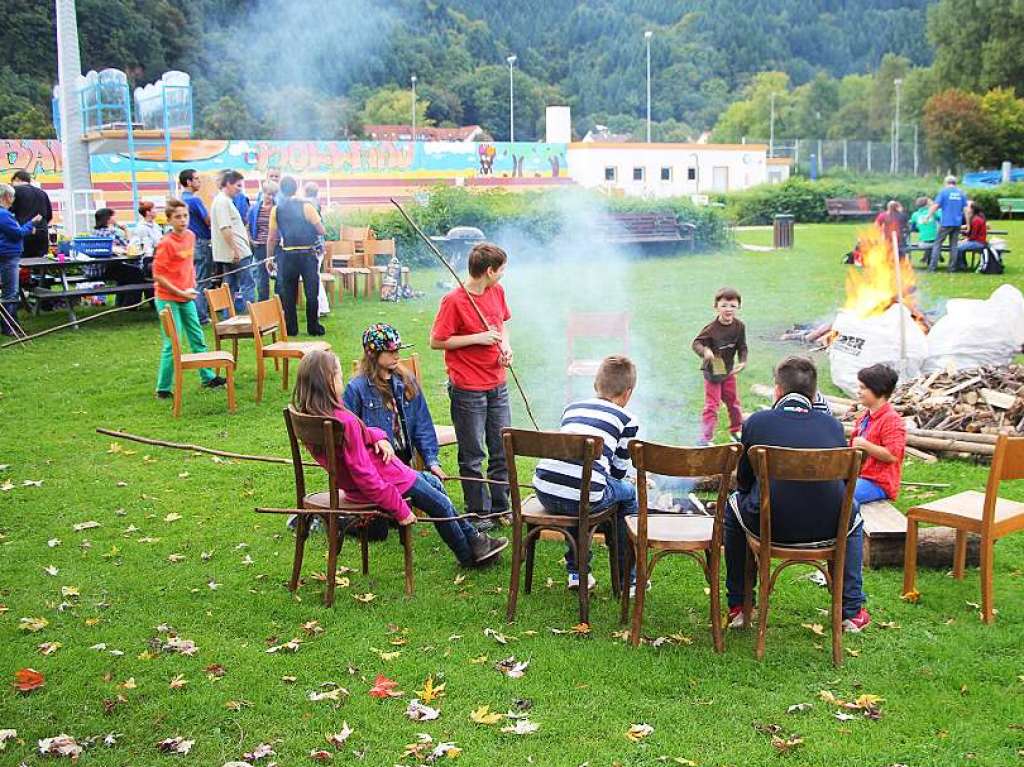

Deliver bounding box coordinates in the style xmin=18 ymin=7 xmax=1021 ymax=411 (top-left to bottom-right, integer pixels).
xmin=965 ymin=182 xmax=1024 ymax=218
xmin=323 ymin=186 xmax=731 ymax=265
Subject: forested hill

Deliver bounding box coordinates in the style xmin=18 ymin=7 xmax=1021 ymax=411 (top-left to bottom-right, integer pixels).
xmin=2 ymin=0 xmax=933 ymax=140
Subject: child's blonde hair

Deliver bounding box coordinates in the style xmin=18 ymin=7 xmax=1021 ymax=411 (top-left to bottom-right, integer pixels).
xmin=594 ymin=354 xmax=637 ymax=398
xmin=292 ymin=349 xmax=343 ymax=417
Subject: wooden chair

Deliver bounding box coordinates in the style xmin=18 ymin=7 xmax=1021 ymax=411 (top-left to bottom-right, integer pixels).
xmin=620 ymin=441 xmax=741 ymax=651
xmin=365 ymin=238 xmax=397 ymax=294
xmin=742 ymin=445 xmax=862 ymax=666
xmin=341 ymin=225 xmax=373 ymax=254
xmin=158 ymin=308 xmax=236 ymax=418
xmin=283 ymin=406 xmax=414 ymax=606
xmin=247 ymin=296 xmax=331 ymax=402
xmin=318 ymin=247 xmax=337 ymax=304
xmin=205 ymin=283 xmax=261 ymax=361
xmin=504 ymin=428 xmax=625 ymax=624
xmin=566 ymin=311 xmax=630 ymax=400
xmin=903 ymin=435 xmax=1024 ymax=623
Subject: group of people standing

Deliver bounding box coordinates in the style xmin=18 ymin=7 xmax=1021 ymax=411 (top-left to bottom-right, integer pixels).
xmin=0 ymin=171 xmax=52 ymax=335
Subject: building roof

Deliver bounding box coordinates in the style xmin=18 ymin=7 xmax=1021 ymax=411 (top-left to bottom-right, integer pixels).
xmin=364 ymin=124 xmax=489 ymax=142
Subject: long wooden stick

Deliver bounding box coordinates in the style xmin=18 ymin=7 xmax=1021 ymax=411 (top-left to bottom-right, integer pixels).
xmin=390 ymin=198 xmax=541 ymax=430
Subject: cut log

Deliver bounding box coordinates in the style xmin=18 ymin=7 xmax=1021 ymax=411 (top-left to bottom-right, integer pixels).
xmin=905 ymin=445 xmax=938 ymax=463
xmin=860 ymin=501 xmax=980 ymax=569
xmin=908 ymin=429 xmax=997 ymax=445
xmin=980 ymin=388 xmax=1017 ymax=410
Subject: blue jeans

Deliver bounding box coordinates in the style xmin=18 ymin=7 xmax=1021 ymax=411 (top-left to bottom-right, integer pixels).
xmin=252 ymin=244 xmax=271 ymax=301
xmin=854 ymin=477 xmax=888 ymax=505
xmin=406 ymin=471 xmax=479 ymax=564
xmin=929 ymin=226 xmax=959 ymax=272
xmin=449 ymin=383 xmax=511 ymax=515
xmin=278 ymin=249 xmax=321 ymax=335
xmin=192 ymin=239 xmax=212 ymax=322
xmin=956 ymin=240 xmax=985 ymax=270
xmin=536 ymin=476 xmax=637 ymax=579
xmin=724 ymin=494 xmax=865 ymax=619
xmin=215 ymin=256 xmax=257 ymax=314
xmin=0 ymin=256 xmax=19 ymax=335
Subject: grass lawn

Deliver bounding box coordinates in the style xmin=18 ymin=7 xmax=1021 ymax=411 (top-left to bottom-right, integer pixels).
xmin=1 ymin=222 xmax=1022 ymax=766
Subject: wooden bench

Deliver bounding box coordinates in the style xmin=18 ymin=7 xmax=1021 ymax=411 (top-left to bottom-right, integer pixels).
xmin=30 ymin=282 xmax=154 ymax=311
xmin=998 ymin=198 xmax=1024 ymax=218
xmin=597 ymin=213 xmax=696 ymax=249
xmin=825 ymin=197 xmax=877 ymax=218
xmin=861 ymin=500 xmax=979 ymax=569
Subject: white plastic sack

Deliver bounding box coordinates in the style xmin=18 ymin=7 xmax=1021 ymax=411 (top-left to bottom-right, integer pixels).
xmin=829 ymin=304 xmax=929 ymax=396
xmin=923 ymin=284 xmax=1024 ymax=373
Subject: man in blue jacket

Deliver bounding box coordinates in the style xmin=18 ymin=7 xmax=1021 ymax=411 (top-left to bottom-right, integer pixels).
xmin=179 ymin=168 xmax=213 ymax=323
xmin=723 ymin=355 xmax=870 ymax=633
xmin=928 ymin=175 xmax=967 ymax=273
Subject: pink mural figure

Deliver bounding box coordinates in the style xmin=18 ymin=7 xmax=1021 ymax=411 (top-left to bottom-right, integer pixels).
xmin=478 ymin=144 xmax=496 ymax=175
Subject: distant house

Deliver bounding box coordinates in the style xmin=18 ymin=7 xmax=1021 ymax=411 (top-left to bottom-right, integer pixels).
xmin=581 ymin=125 xmax=634 ymax=143
xmin=363 ymin=124 xmax=490 ymax=142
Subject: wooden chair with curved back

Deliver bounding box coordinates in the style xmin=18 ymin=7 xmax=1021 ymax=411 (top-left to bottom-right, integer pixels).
xmin=158 ymin=308 xmax=236 ymax=418
xmin=247 ymin=296 xmax=330 ymax=402
xmin=283 ymin=406 xmax=414 ymax=606
xmin=504 ymin=428 xmax=625 ymax=625
xmin=903 ymin=434 xmax=1024 ymax=623
xmin=621 ymin=441 xmax=741 ymax=651
xmin=204 ymin=283 xmax=262 ymax=361
xmin=743 ymin=445 xmax=862 ymax=666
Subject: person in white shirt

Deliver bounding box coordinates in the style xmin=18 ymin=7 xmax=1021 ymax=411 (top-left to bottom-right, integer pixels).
xmin=132 ymin=201 xmax=164 ymax=258
xmin=209 ymin=169 xmax=255 ymax=314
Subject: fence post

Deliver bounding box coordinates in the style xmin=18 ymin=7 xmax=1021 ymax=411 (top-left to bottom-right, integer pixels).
xmin=913 ymin=125 xmax=919 ymax=176
xmin=867 ymin=140 xmax=872 ymax=172
xmin=794 ymin=138 xmax=800 ymax=167
xmin=843 ymin=139 xmax=848 ymax=170
xmin=818 ymin=139 xmax=823 ymax=173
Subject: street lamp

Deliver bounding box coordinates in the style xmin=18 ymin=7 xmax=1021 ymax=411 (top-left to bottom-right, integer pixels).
xmin=410 ymin=74 xmax=417 ymax=141
xmin=507 ymin=55 xmax=517 ymax=143
xmin=644 ymin=31 xmax=653 ymax=143
xmin=893 ymin=77 xmax=903 ymax=174
xmin=769 ymin=92 xmax=776 ymax=158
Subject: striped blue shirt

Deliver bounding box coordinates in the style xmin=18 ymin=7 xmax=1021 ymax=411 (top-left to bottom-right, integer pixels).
xmin=533 ymin=398 xmax=639 ymax=503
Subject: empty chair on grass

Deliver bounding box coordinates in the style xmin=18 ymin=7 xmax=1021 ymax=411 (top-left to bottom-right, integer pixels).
xmin=153 ymin=198 xmax=228 ymax=404
xmin=247 ymin=296 xmax=330 ymax=402
xmin=565 ymin=311 xmax=630 ymax=400
xmin=288 ymin=350 xmax=508 ymax=572
xmin=903 ymin=434 xmax=1024 ymax=624
xmin=158 ymin=308 xmax=236 ymax=417
xmin=205 ymin=283 xmax=258 ymax=362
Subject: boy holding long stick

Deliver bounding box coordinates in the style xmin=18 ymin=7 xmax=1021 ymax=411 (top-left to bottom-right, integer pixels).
xmin=430 ymin=243 xmax=514 ymax=526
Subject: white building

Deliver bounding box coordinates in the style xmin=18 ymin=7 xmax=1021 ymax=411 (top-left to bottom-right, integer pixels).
xmin=566 ymin=142 xmax=791 ymax=198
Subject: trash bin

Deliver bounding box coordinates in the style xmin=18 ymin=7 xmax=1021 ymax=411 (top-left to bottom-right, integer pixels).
xmin=773 ymin=214 xmax=794 ymax=249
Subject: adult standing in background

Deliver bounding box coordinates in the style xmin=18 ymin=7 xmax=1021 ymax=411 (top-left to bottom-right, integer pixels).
xmin=246 ymin=180 xmax=278 ymax=301
xmin=253 ymin=167 xmax=281 ymax=294
xmin=179 ymin=168 xmax=213 ymax=323
xmin=267 ymin=175 xmax=326 ymax=337
xmin=210 ymin=169 xmax=255 ymax=314
xmin=928 ymin=175 xmax=967 ymax=273
xmin=9 ymin=171 xmax=52 ymax=260
xmin=303 ymin=180 xmax=330 ymax=317
xmin=0 ymin=183 xmax=41 ymax=336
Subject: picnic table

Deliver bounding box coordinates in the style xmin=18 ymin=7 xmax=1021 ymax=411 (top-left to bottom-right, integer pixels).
xmin=20 ymin=255 xmax=153 ymax=326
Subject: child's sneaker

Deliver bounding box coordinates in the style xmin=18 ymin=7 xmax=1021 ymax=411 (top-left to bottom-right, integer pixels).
xmin=628 ymin=579 xmax=651 ymax=599
xmin=567 ymin=572 xmax=597 ymax=591
xmin=729 ymin=432 xmax=742 ymax=444
xmin=842 ymin=608 xmax=871 ymax=633
xmin=727 ymin=605 xmax=748 ymax=629
xmin=286 ymin=515 xmax=323 ymax=533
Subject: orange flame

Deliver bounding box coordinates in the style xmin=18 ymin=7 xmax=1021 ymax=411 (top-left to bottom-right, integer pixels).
xmin=843 ymin=227 xmax=919 ymax=319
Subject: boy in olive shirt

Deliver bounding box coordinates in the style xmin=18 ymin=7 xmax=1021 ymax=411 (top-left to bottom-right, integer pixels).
xmin=692 ymin=286 xmax=747 ymax=445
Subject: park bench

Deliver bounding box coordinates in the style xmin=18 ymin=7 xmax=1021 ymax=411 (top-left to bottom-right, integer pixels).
xmin=29 ymin=282 xmax=153 ymax=313
xmin=825 ymin=197 xmax=878 ymax=218
xmin=598 ymin=213 xmax=696 ymax=249
xmin=998 ymin=198 xmax=1024 ymax=218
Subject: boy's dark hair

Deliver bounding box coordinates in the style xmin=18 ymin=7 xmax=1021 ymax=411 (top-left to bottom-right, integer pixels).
xmin=915 ymin=196 xmax=930 ymax=208
xmin=971 ymin=201 xmax=985 ymax=217
xmin=774 ymin=355 xmax=817 ymax=400
xmin=594 ymin=354 xmax=637 ymax=398
xmin=94 ymin=207 xmax=115 ymax=228
xmin=857 ymin=364 xmax=899 ymax=399
xmin=138 ymin=200 xmax=154 ymax=216
xmin=279 ymin=175 xmax=298 ymax=197
xmin=468 ymin=242 xmax=507 ymax=278
xmin=219 ymin=169 xmax=244 ymax=188
xmin=11 ymin=170 xmax=31 ymax=183
xmin=178 ymin=168 xmax=197 ymax=187
xmin=714 ymin=286 xmax=741 ymax=306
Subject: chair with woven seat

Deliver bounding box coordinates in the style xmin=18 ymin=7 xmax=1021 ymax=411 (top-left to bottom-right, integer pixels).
xmin=283 ymin=406 xmax=414 ymax=606
xmin=742 ymin=445 xmax=862 ymax=666
xmin=903 ymin=435 xmax=1024 ymax=623
xmin=620 ymin=441 xmax=741 ymax=651
xmin=158 ymin=308 xmax=236 ymax=418
xmin=247 ymin=296 xmax=331 ymax=402
xmin=504 ymin=428 xmax=625 ymax=624
xmin=205 ymin=283 xmax=264 ymax=361
xmin=566 ymin=311 xmax=630 ymax=401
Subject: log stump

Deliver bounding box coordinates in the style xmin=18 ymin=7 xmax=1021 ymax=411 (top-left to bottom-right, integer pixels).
xmin=861 ymin=501 xmax=980 ymax=569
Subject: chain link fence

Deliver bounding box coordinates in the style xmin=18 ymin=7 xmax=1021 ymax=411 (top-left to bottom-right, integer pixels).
xmin=742 ymin=136 xmax=940 ymax=177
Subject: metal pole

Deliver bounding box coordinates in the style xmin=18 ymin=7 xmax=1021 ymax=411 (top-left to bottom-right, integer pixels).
xmin=769 ymin=92 xmax=775 ymax=157
xmin=867 ymin=140 xmax=872 ymax=172
xmin=507 ymin=55 xmax=517 ymax=143
xmin=843 ymin=139 xmax=848 ymax=170
xmin=645 ymin=30 xmax=653 ymax=143
xmin=125 ymin=82 xmax=140 ymax=220
xmin=893 ymin=78 xmax=902 ymax=175
xmin=913 ymin=124 xmax=919 ymax=176
xmin=891 ymin=230 xmax=907 ymax=375
xmin=410 ymin=75 xmax=417 ymax=141
xmin=162 ymin=86 xmax=174 ymax=198
xmin=818 ymin=138 xmax=823 ymax=173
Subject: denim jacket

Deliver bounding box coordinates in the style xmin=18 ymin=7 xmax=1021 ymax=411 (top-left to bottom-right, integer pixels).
xmin=343 ymin=373 xmax=440 ymax=467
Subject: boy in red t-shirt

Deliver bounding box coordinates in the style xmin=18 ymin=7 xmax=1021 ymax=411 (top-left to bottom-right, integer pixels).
xmin=850 ymin=364 xmax=906 ymax=503
xmin=430 ymin=243 xmax=513 ymax=521
xmin=152 ymin=198 xmax=225 ymax=398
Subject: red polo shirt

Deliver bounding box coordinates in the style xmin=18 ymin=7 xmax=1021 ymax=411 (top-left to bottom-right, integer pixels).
xmin=851 ymin=402 xmax=906 ymax=500
xmin=431 ymin=283 xmax=511 ymax=391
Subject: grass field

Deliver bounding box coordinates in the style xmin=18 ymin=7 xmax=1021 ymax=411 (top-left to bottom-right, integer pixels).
xmin=1 ymin=222 xmax=1022 ymax=766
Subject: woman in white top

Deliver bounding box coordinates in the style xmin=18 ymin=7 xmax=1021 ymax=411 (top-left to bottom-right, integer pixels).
xmin=132 ymin=201 xmax=164 ymax=258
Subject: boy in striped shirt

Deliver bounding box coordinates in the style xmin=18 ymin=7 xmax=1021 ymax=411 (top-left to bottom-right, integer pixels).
xmin=533 ymin=355 xmax=639 ymax=592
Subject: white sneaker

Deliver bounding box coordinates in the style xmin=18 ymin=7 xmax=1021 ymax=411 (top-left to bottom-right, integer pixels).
xmin=628 ymin=580 xmax=652 ymax=599
xmin=567 ymin=572 xmax=597 ymax=591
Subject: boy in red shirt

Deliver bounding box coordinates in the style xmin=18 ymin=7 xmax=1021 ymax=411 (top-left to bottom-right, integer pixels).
xmin=152 ymin=198 xmax=225 ymax=398
xmin=850 ymin=364 xmax=906 ymax=503
xmin=430 ymin=243 xmax=513 ymax=523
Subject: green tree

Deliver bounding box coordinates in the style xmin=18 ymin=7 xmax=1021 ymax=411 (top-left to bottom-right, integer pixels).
xmin=979 ymin=88 xmax=1024 ymax=164
xmin=198 ymin=95 xmax=266 ymax=140
xmin=929 ymin=0 xmax=1024 ymax=93
xmin=358 ymin=87 xmax=433 ymax=128
xmin=922 ymin=89 xmax=995 ymax=171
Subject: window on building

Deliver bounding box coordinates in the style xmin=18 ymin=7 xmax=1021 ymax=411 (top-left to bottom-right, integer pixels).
xmin=604 ymin=166 xmax=617 ymax=182
xmin=633 ymin=167 xmax=645 ymax=182
xmin=768 ymin=170 xmax=783 ymax=184
xmin=660 ymin=167 xmax=672 ymax=181
xmin=687 ymin=167 xmax=697 ymax=181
